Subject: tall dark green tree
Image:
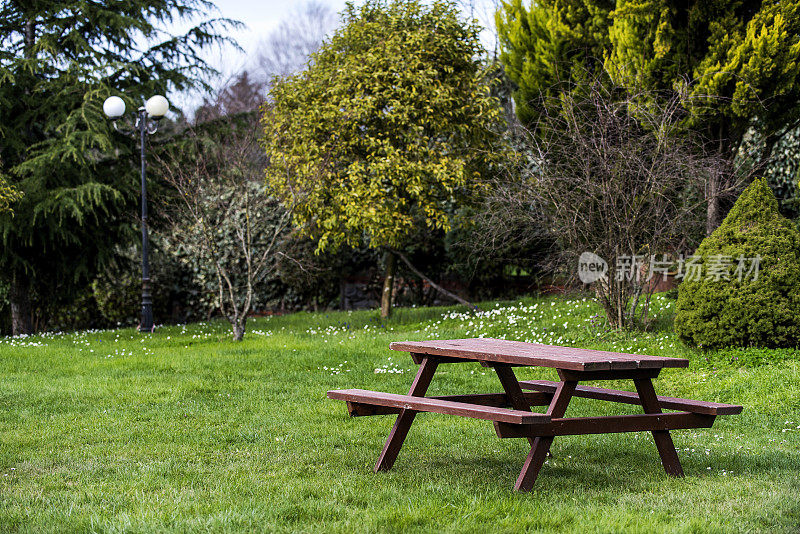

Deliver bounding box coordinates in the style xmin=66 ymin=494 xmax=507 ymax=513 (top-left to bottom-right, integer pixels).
xmin=606 ymin=0 xmax=800 ymax=232
xmin=496 ymin=0 xmax=614 ymax=126
xmin=0 ymin=1 xmax=237 ymax=334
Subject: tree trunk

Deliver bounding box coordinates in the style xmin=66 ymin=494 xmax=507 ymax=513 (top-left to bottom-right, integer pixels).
xmin=232 ymin=315 xmax=247 ymax=342
xmin=706 ymin=173 xmax=722 ymax=235
xmin=9 ymin=272 xmax=33 ymax=336
xmin=380 ymin=251 xmax=396 ymax=318
xmin=24 ymin=20 xmax=36 ymax=59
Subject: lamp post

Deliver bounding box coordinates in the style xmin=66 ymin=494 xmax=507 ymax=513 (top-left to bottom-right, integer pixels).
xmin=103 ymin=94 xmax=170 ymax=333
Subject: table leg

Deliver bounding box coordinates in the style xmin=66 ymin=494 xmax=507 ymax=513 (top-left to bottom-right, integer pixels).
xmin=515 ymin=378 xmax=577 ymax=491
xmin=374 ymin=355 xmax=439 ymax=472
xmin=633 ymin=378 xmax=684 ymax=477
xmin=493 ymin=365 xmax=536 ymax=449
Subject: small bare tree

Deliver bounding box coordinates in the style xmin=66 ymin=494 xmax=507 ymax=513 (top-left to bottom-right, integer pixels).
xmin=482 ymin=78 xmax=739 ymax=329
xmin=255 ymin=1 xmax=338 ymax=83
xmin=195 ymin=71 xmax=266 ymax=122
xmin=160 ymin=115 xmax=292 ymax=340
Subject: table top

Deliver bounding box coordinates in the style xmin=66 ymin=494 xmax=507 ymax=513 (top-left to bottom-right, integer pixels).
xmin=389 ymin=338 xmax=689 ymax=371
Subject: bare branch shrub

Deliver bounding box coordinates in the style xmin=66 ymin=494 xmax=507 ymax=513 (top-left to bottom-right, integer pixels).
xmin=159 ymin=116 xmax=292 ymax=341
xmin=195 ymin=71 xmax=266 ymax=122
xmin=255 ymin=1 xmax=338 ymax=83
xmin=482 ymin=78 xmax=734 ymax=329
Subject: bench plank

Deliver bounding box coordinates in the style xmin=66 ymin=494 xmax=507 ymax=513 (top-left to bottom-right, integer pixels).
xmin=519 ymin=380 xmax=743 ymax=415
xmin=494 ymin=412 xmax=716 ymax=438
xmin=344 ymin=392 xmax=553 ymax=417
xmin=391 ymin=338 xmax=689 ymax=371
xmin=328 ymin=389 xmax=551 ymax=424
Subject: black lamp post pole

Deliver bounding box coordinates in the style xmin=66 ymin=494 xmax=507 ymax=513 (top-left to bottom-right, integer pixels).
xmin=139 ymin=107 xmax=154 ymax=332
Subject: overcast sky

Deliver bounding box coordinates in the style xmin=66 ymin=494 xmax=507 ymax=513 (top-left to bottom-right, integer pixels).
xmin=194 ymin=0 xmax=355 ymax=76
xmin=161 ymin=0 xmax=501 ymax=112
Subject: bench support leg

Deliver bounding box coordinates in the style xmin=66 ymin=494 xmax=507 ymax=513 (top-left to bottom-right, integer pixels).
xmin=515 ymin=378 xmax=577 ymax=491
xmin=493 ymin=364 xmax=536 ymax=450
xmin=374 ymin=356 xmax=438 ymax=472
xmin=634 ymin=378 xmax=684 ymax=477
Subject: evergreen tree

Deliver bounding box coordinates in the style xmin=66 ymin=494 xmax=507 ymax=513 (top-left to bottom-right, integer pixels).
xmin=497 ymin=0 xmax=800 ymax=231
xmin=0 ymin=1 xmax=237 ymax=334
xmin=674 ymin=178 xmax=800 ymax=349
xmin=495 ymin=0 xmax=614 ymax=126
xmin=606 ymin=0 xmax=800 ymax=231
xmin=195 ymin=71 xmax=265 ymax=122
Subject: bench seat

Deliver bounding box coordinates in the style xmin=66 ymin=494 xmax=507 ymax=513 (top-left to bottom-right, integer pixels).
xmin=519 ymin=380 xmax=743 ymax=415
xmin=327 ymin=389 xmax=551 ymax=424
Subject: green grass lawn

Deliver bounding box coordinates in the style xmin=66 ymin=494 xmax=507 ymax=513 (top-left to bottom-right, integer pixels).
xmin=1 ymin=294 xmax=799 ymax=533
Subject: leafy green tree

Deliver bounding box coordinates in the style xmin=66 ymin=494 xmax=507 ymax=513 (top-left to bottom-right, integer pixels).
xmin=0 ymin=1 xmax=236 ymax=334
xmin=263 ymin=0 xmax=503 ymax=317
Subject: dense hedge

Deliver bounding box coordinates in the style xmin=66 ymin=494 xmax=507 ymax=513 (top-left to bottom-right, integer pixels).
xmin=674 ymin=178 xmax=800 ymax=349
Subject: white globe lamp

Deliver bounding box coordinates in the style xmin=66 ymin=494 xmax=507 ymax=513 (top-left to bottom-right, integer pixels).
xmin=145 ymin=95 xmax=169 ymax=119
xmin=103 ymin=96 xmax=126 ymax=119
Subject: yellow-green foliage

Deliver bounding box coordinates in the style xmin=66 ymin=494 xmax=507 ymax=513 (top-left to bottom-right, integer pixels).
xmin=498 ymin=0 xmax=800 ymax=143
xmin=606 ymin=0 xmax=800 ymax=142
xmin=0 ymin=174 xmax=21 ymax=214
xmin=496 ymin=0 xmax=614 ymax=126
xmin=675 ymin=179 xmax=800 ymax=349
xmin=263 ymin=0 xmax=502 ymax=251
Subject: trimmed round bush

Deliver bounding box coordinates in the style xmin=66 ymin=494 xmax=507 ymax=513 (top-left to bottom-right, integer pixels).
xmin=674 ymin=178 xmax=800 ymax=349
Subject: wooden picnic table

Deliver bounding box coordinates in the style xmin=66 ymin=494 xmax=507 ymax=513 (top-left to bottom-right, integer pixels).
xmin=327 ymin=338 xmax=742 ymax=491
